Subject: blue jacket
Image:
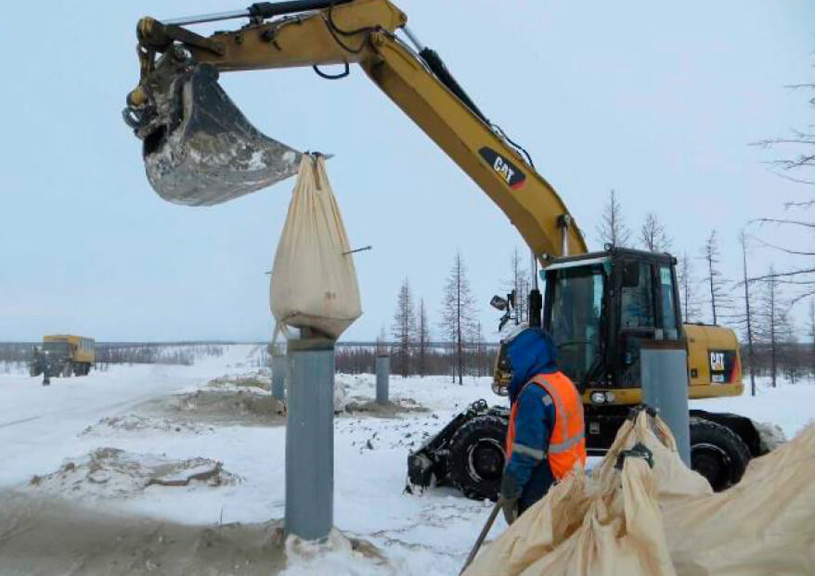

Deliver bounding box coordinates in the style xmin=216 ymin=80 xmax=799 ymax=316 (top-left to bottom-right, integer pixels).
xmin=504 ymin=329 xmax=559 ymax=511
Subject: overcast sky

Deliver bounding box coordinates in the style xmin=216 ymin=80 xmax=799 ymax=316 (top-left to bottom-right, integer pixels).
xmin=1 ymin=1 xmax=813 ymax=342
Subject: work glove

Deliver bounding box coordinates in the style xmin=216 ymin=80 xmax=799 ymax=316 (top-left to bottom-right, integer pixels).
xmin=499 ymin=473 xmax=521 ymax=525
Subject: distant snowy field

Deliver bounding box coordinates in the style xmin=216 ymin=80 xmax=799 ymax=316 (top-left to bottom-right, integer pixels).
xmin=0 ymin=344 xmax=812 ymax=575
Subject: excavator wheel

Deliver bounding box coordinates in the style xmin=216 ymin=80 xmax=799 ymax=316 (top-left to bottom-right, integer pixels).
xmin=447 ymin=414 xmax=507 ymax=501
xmin=690 ymin=417 xmax=751 ymax=492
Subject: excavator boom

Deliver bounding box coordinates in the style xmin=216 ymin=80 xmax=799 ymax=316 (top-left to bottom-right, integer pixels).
xmin=124 ymin=0 xmax=587 ymax=259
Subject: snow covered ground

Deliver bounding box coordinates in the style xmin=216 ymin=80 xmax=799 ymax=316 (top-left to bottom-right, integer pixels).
xmin=0 ymin=344 xmax=813 ymax=575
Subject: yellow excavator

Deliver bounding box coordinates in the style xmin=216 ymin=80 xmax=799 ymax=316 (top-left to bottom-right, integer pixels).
xmin=124 ymin=0 xmax=766 ymax=496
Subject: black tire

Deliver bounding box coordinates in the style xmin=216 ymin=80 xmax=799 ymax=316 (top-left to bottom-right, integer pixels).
xmin=447 ymin=414 xmax=507 ymax=501
xmin=690 ymin=417 xmax=751 ymax=492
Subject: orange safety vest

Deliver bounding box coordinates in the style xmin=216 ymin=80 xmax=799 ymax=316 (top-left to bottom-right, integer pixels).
xmin=506 ymin=372 xmax=587 ymax=480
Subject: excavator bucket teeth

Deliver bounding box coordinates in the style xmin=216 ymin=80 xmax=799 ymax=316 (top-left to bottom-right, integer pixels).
xmin=141 ymin=64 xmax=301 ymax=206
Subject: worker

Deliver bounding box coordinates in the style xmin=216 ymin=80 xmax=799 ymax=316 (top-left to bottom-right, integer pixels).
xmin=500 ymin=327 xmax=586 ymax=524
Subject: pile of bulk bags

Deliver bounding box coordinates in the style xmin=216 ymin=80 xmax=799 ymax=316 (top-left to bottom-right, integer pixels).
xmin=465 ymin=409 xmax=815 ymax=576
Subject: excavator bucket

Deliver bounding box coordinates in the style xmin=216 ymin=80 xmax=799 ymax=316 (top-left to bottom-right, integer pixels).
xmin=136 ymin=63 xmax=302 ymax=206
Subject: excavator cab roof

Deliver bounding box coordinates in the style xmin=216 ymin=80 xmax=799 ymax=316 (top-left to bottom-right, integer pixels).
xmin=546 ymin=246 xmax=676 ymax=268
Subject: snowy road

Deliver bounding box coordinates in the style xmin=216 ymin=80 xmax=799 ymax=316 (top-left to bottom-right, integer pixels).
xmin=0 ymin=346 xmax=259 ymax=488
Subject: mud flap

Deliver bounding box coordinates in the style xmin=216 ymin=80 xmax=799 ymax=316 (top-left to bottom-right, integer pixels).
xmin=137 ymin=62 xmax=302 ymax=206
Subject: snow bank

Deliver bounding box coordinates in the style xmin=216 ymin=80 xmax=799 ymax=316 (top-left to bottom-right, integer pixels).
xmin=208 ymin=370 xmax=271 ymax=391
xmin=690 ymin=377 xmax=815 ymax=438
xmin=29 ymin=447 xmax=239 ymax=500
xmin=80 ymin=414 xmax=214 ymax=437
xmin=283 ymin=530 xmax=389 ymax=575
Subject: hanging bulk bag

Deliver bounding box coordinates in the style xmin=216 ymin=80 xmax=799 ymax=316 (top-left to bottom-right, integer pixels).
xmin=270 ymin=155 xmax=362 ymax=339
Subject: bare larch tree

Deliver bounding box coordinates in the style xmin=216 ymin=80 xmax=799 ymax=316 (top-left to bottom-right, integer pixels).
xmin=639 ymin=212 xmax=672 ymax=252
xmin=473 ymin=321 xmax=489 ymax=377
xmin=809 ymin=300 xmax=815 ymax=383
xmin=505 ymin=247 xmax=529 ymax=324
xmin=737 ymin=231 xmax=758 ymax=396
xmin=676 ymin=251 xmax=701 ymax=323
xmin=700 ymin=230 xmax=730 ymax=325
xmin=755 ymin=268 xmax=793 ymax=388
xmin=751 ymin=66 xmax=815 ymax=299
xmin=596 ymin=189 xmax=632 ymax=248
xmin=391 ymin=278 xmax=416 ymax=377
xmin=440 ymin=251 xmax=478 ymax=385
xmin=416 ymin=298 xmax=430 ymax=377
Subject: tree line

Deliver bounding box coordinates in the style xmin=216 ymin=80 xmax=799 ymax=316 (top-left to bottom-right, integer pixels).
xmin=95 ymin=344 xmax=225 ymax=367
xmin=335 ymin=342 xmax=497 ymax=379
xmin=0 ymin=342 xmax=226 ymax=371
xmin=344 ymin=240 xmax=540 ymax=382
xmin=374 ymin=251 xmax=499 ymax=383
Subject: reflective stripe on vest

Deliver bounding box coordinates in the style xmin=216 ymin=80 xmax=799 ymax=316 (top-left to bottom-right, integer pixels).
xmin=505 ymin=372 xmax=587 ymax=480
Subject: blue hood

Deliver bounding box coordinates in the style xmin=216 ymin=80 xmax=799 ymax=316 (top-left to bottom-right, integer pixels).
xmin=507 ymin=328 xmax=559 ymax=403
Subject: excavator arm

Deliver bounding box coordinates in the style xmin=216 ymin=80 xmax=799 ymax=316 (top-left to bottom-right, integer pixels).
xmin=125 ymin=0 xmax=587 ymax=259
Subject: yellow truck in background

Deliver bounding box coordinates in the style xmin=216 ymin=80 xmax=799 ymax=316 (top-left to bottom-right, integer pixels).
xmin=30 ymin=335 xmax=95 ymax=377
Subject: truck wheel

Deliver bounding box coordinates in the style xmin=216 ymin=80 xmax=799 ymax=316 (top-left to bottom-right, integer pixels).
xmin=447 ymin=415 xmax=507 ymax=501
xmin=690 ymin=417 xmax=751 ymax=491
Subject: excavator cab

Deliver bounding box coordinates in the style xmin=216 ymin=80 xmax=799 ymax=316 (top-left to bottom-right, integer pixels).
xmin=492 ymin=248 xmax=681 ymax=398
xmin=541 ymin=248 xmax=684 ymax=395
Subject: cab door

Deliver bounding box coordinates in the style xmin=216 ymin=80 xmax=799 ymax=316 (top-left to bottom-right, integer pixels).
xmin=615 ymin=260 xmax=658 ymax=387
xmin=614 ymin=258 xmax=683 ymax=388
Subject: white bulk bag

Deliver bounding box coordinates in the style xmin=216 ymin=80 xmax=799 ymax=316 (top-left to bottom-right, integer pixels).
xmin=270 ymin=155 xmax=362 ymax=339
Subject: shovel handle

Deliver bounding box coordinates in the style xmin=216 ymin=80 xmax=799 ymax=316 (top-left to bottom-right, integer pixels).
xmin=459 ymin=497 xmax=503 ymax=575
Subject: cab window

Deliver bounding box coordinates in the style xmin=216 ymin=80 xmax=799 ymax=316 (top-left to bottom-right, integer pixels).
xmin=549 ymin=264 xmax=605 ymax=385
xmin=659 ymin=266 xmax=679 ymax=339
xmin=620 ymin=263 xmax=655 ymax=329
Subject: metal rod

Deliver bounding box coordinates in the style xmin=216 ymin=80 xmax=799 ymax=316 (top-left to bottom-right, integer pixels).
xmin=530 ymin=248 xmax=538 ymax=292
xmin=402 ymin=26 xmax=426 ymax=52
xmin=253 ymin=0 xmax=353 ymax=20
xmin=558 ymin=214 xmax=572 ymax=257
xmin=343 ymin=245 xmax=372 ymax=256
xmin=460 ymin=498 xmax=503 ymax=574
xmin=163 ymin=0 xmax=354 ymax=26
xmin=163 ymin=9 xmax=251 ymax=26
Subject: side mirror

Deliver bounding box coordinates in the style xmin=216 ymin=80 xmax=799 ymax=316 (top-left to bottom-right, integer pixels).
xmin=490 ymin=295 xmax=508 ymax=311
xmin=622 ymin=261 xmax=640 ymax=288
